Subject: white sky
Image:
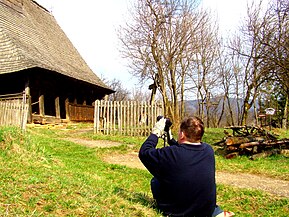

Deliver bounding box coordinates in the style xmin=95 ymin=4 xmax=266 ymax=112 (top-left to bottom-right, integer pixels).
xmin=35 ymin=0 xmax=267 ymax=90
xmin=201 ymin=0 xmax=249 ymax=34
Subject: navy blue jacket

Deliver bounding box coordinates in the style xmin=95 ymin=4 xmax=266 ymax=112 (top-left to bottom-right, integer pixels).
xmin=139 ymin=134 xmax=216 ymax=217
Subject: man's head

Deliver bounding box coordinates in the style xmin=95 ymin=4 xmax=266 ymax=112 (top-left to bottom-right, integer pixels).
xmin=178 ymin=116 xmax=204 ymax=143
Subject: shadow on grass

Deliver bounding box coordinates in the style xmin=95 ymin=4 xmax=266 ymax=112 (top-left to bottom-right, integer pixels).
xmin=114 ymin=187 xmax=156 ymax=208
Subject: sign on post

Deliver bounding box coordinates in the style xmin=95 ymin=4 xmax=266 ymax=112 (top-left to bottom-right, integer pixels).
xmin=265 ymin=108 xmax=275 ymax=130
xmin=265 ymin=108 xmax=275 ymax=116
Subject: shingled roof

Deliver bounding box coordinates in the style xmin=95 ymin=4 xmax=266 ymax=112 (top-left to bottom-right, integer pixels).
xmin=0 ymin=0 xmax=113 ymax=92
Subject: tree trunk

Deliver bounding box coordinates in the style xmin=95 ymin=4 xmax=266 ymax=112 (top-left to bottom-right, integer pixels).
xmin=282 ymin=93 xmax=288 ymax=129
xmin=241 ymin=100 xmax=250 ymax=126
xmin=217 ymin=95 xmax=225 ymax=127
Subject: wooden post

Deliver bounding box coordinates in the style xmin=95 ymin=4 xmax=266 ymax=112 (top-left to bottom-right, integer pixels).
xmin=130 ymin=101 xmax=133 ymax=136
xmin=113 ymin=101 xmax=116 ymax=135
xmin=39 ymin=94 xmax=45 ymax=117
xmin=133 ymin=101 xmax=137 ymax=136
xmin=94 ymin=100 xmax=100 ymax=133
xmin=121 ymin=101 xmax=127 ymax=135
xmin=109 ymin=101 xmax=113 ymax=134
xmin=118 ymin=101 xmax=121 ymax=134
xmin=25 ymin=82 xmax=32 ymax=123
xmin=55 ymin=96 xmax=60 ymax=119
xmin=65 ymin=98 xmax=70 ymax=120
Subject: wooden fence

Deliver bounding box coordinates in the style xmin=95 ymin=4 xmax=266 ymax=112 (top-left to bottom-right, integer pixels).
xmin=0 ymin=92 xmax=29 ymax=130
xmin=94 ymin=100 xmax=163 ymax=136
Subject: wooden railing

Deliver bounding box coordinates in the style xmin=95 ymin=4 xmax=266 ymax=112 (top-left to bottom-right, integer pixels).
xmin=0 ymin=92 xmax=29 ymax=130
xmin=94 ymin=100 xmax=163 ymax=136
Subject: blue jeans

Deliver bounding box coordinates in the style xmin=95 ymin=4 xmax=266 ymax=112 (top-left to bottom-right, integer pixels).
xmin=151 ymin=177 xmax=161 ymax=201
xmin=150 ymin=178 xmax=223 ymax=217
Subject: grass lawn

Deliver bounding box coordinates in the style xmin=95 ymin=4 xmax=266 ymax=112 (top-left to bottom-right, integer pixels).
xmin=0 ymin=125 xmax=288 ymax=216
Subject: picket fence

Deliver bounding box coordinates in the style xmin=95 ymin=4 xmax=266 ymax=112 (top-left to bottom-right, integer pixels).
xmin=0 ymin=93 xmax=29 ymax=130
xmin=94 ymin=100 xmax=163 ymax=136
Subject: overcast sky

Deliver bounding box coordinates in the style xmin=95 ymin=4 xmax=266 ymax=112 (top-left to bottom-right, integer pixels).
xmin=35 ymin=0 xmax=267 ymax=90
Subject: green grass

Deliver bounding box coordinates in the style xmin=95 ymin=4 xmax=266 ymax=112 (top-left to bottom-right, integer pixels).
xmin=0 ymin=125 xmax=288 ymax=216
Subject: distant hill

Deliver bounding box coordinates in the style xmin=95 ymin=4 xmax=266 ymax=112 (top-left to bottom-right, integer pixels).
xmin=183 ymin=98 xmax=257 ymax=126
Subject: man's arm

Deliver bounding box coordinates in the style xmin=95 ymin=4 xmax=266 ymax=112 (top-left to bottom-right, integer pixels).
xmin=139 ymin=134 xmax=158 ymax=162
xmin=139 ymin=134 xmax=162 ymax=175
xmin=139 ymin=117 xmax=167 ymax=175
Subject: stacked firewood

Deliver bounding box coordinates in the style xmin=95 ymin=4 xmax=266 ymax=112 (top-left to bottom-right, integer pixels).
xmin=214 ymin=126 xmax=289 ymax=159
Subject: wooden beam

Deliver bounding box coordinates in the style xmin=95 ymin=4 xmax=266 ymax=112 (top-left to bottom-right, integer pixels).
xmin=39 ymin=95 xmax=45 ymax=116
xmin=65 ymin=98 xmax=70 ymax=120
xmin=55 ymin=96 xmax=60 ymax=119
xmin=239 ymin=141 xmax=261 ymax=149
xmin=225 ymin=136 xmax=253 ymax=146
xmin=25 ymin=81 xmax=32 ymax=123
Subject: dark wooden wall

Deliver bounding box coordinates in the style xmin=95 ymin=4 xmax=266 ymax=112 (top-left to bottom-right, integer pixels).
xmin=0 ymin=67 xmax=110 ymax=122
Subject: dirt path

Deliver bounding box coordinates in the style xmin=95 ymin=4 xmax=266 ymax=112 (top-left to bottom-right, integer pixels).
xmin=65 ymin=137 xmax=289 ymax=198
xmin=64 ymin=137 xmax=122 ymax=148
xmin=215 ymin=171 xmax=289 ymax=198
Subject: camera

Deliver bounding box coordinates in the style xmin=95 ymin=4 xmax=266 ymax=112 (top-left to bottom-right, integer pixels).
xmin=157 ymin=115 xmax=173 ymax=132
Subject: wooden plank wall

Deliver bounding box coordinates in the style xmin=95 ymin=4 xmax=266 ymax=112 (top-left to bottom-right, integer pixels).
xmin=0 ymin=93 xmax=29 ymax=130
xmin=94 ymin=100 xmax=163 ymax=136
xmin=68 ymin=103 xmax=94 ymax=121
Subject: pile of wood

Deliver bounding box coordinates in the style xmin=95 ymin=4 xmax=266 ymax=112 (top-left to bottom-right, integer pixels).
xmin=214 ymin=126 xmax=289 ymax=159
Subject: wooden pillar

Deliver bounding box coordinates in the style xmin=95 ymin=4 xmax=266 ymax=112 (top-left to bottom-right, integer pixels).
xmin=25 ymin=81 xmax=32 ymax=123
xmin=65 ymin=98 xmax=70 ymax=120
xmin=39 ymin=95 xmax=45 ymax=116
xmin=55 ymin=96 xmax=60 ymax=119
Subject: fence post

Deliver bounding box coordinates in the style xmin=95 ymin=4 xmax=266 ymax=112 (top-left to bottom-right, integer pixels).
xmin=94 ymin=100 xmax=99 ymax=134
xmin=130 ymin=101 xmax=133 ymax=136
xmin=119 ymin=101 xmax=122 ymax=135
xmin=109 ymin=101 xmax=112 ymax=135
xmin=133 ymin=101 xmax=136 ymax=136
xmin=21 ymin=92 xmax=28 ymax=130
xmin=123 ymin=101 xmax=127 ymax=135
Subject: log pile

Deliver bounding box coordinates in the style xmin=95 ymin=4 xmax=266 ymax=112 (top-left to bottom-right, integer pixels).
xmin=214 ymin=126 xmax=289 ymax=159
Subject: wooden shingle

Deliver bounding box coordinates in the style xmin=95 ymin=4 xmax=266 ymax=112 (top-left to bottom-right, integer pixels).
xmin=0 ymin=0 xmax=113 ymax=92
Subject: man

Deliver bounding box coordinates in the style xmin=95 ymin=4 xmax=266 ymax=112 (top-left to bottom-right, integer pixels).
xmin=139 ymin=116 xmax=233 ymax=217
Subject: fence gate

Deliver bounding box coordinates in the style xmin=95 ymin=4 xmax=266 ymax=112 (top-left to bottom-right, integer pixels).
xmin=0 ymin=92 xmax=29 ymax=130
xmin=94 ymin=100 xmax=163 ymax=136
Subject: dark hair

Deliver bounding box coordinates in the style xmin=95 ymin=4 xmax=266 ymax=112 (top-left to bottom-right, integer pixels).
xmin=180 ymin=116 xmax=204 ymax=142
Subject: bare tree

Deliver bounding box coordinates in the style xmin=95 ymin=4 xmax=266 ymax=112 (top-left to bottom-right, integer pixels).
xmin=130 ymin=88 xmax=151 ymax=101
xmin=118 ymin=0 xmax=210 ymax=124
xmin=228 ymin=0 xmax=273 ymax=125
xmin=188 ymin=13 xmax=221 ymax=127
xmin=217 ymin=50 xmax=236 ymax=126
xmin=104 ymin=78 xmax=130 ymax=101
xmin=259 ymin=0 xmax=289 ymax=128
